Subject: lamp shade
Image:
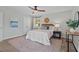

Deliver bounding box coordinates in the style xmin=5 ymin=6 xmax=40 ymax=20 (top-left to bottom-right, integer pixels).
xmin=54 ymin=23 xmax=60 ymax=31
xmin=55 ymin=23 xmax=60 ymax=28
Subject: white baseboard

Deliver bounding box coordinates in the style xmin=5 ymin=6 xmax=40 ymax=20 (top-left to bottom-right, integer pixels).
xmin=0 ymin=33 xmax=26 ymax=41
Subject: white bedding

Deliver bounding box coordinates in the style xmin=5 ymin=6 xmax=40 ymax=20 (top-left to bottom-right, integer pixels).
xmin=26 ymin=30 xmax=53 ymax=45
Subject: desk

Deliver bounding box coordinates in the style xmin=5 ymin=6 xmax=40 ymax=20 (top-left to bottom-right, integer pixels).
xmin=66 ymin=31 xmax=79 ymax=52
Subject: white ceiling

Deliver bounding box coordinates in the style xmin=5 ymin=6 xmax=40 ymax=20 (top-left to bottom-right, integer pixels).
xmin=26 ymin=6 xmax=75 ymax=15
xmin=0 ymin=6 xmax=77 ymax=16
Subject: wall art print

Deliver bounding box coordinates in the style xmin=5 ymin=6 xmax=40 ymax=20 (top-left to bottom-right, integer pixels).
xmin=10 ymin=20 xmax=18 ymax=28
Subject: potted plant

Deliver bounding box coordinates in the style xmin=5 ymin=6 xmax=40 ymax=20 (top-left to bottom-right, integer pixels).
xmin=66 ymin=19 xmax=79 ymax=32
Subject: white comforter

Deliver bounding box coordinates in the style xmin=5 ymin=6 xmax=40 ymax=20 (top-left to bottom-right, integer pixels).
xmin=26 ymin=30 xmax=53 ymax=45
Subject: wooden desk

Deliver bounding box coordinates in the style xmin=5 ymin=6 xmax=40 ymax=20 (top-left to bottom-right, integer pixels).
xmin=66 ymin=31 xmax=79 ymax=52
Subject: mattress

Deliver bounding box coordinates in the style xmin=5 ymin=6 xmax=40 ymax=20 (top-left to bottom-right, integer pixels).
xmin=26 ymin=30 xmax=53 ymax=45
xmin=41 ymin=30 xmax=53 ymax=39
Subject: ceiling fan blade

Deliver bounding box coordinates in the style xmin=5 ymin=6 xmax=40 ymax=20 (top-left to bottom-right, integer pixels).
xmin=28 ymin=6 xmax=35 ymax=10
xmin=28 ymin=6 xmax=45 ymax=12
xmin=37 ymin=10 xmax=45 ymax=12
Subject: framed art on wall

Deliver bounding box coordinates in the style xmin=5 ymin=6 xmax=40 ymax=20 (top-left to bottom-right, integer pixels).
xmin=10 ymin=20 xmax=18 ymax=28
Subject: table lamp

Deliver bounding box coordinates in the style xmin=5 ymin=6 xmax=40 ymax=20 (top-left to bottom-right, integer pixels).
xmin=54 ymin=23 xmax=60 ymax=31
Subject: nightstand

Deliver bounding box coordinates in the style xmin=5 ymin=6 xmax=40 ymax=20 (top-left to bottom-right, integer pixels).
xmin=53 ymin=31 xmax=61 ymax=39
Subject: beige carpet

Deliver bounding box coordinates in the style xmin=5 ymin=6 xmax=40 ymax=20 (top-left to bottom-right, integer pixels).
xmin=0 ymin=35 xmax=76 ymax=52
xmin=0 ymin=40 xmax=18 ymax=52
xmin=61 ymin=39 xmax=76 ymax=52
xmin=8 ymin=36 xmax=62 ymax=52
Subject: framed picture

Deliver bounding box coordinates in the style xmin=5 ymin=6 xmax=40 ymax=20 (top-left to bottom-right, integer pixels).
xmin=10 ymin=20 xmax=18 ymax=28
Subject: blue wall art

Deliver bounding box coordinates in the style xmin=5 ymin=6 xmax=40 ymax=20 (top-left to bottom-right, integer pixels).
xmin=10 ymin=21 xmax=18 ymax=28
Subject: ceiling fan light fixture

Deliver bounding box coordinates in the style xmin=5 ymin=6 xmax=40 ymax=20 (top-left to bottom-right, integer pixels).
xmin=29 ymin=6 xmax=45 ymax=12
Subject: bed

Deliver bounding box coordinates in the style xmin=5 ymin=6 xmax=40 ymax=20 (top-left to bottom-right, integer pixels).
xmin=26 ymin=30 xmax=53 ymax=45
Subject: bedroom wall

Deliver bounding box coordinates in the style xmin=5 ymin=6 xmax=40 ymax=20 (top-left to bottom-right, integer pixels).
xmin=0 ymin=12 xmax=3 ymax=41
xmin=40 ymin=10 xmax=73 ymax=38
xmin=0 ymin=7 xmax=32 ymax=41
xmin=23 ymin=16 xmax=32 ymax=34
xmin=3 ymin=13 xmax=23 ymax=40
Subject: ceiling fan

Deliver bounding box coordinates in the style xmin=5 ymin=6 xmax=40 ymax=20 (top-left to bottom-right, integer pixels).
xmin=28 ymin=6 xmax=45 ymax=12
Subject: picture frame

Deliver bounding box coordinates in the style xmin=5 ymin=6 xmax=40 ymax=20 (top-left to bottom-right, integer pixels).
xmin=10 ymin=20 xmax=18 ymax=28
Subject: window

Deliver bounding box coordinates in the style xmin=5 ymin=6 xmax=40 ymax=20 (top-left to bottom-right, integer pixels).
xmin=33 ymin=17 xmax=40 ymax=29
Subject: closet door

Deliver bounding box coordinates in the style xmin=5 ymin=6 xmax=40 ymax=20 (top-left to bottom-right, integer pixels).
xmin=0 ymin=12 xmax=3 ymax=41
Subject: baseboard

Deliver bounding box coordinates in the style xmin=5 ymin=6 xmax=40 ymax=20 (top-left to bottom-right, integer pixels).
xmin=2 ymin=34 xmax=26 ymax=41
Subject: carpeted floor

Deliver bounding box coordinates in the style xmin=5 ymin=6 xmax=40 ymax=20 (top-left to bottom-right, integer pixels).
xmin=0 ymin=35 xmax=76 ymax=52
xmin=61 ymin=39 xmax=76 ymax=52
